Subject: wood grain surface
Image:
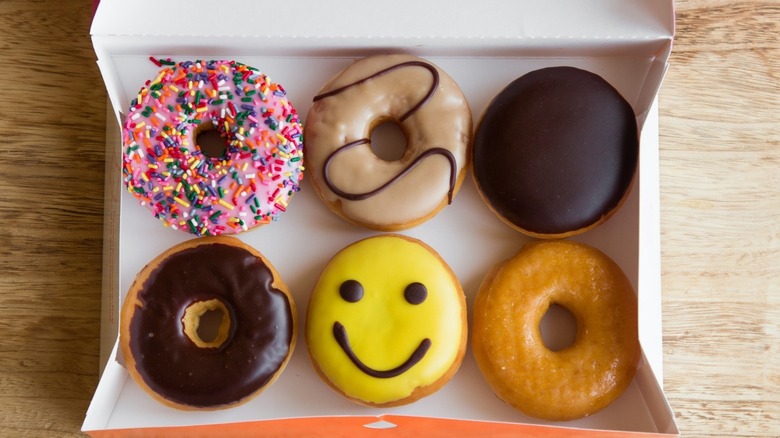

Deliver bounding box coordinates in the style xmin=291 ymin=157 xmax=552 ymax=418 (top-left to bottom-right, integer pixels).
xmin=0 ymin=1 xmax=777 ymax=436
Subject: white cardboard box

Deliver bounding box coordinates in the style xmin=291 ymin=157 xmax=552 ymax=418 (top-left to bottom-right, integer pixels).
xmin=84 ymin=0 xmax=678 ymax=435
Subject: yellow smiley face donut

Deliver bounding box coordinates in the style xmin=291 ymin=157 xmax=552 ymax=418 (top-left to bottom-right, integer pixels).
xmin=304 ymin=54 xmax=472 ymax=231
xmin=306 ymin=234 xmax=467 ymax=407
xmin=472 ymin=240 xmax=640 ymax=421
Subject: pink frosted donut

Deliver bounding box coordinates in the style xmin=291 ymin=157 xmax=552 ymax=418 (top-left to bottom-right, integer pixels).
xmin=122 ymin=59 xmax=304 ymax=235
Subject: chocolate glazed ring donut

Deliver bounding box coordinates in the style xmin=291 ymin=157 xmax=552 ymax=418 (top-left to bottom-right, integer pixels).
xmin=304 ymin=54 xmax=472 ymax=231
xmin=120 ymin=236 xmax=296 ymax=410
xmin=472 ymin=66 xmax=639 ymax=238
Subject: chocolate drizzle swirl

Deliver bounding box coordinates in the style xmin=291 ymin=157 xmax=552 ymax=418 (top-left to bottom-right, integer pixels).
xmin=333 ymin=321 xmax=431 ymax=379
xmin=314 ymin=61 xmax=457 ymax=204
xmin=313 ymin=61 xmax=439 ymax=122
xmin=323 ymin=139 xmax=457 ymax=204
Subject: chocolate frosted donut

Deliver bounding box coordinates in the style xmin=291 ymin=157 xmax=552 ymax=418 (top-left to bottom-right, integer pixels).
xmin=472 ymin=66 xmax=638 ymax=238
xmin=120 ymin=237 xmax=295 ymax=410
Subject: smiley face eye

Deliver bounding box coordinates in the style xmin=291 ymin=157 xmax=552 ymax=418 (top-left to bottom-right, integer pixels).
xmin=404 ymin=282 xmax=427 ymax=305
xmin=339 ymin=279 xmax=364 ymax=303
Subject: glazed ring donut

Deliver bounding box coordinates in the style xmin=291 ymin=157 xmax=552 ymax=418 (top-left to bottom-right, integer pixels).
xmin=122 ymin=59 xmax=304 ymax=236
xmin=472 ymin=66 xmax=638 ymax=238
xmin=472 ymin=240 xmax=640 ymax=421
xmin=120 ymin=236 xmax=296 ymax=410
xmin=304 ymin=54 xmax=472 ymax=231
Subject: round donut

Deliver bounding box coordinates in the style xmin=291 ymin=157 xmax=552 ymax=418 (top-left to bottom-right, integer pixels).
xmin=472 ymin=240 xmax=640 ymax=421
xmin=304 ymin=54 xmax=472 ymax=231
xmin=472 ymin=66 xmax=638 ymax=238
xmin=122 ymin=59 xmax=304 ymax=236
xmin=120 ymin=236 xmax=296 ymax=410
xmin=306 ymin=234 xmax=467 ymax=407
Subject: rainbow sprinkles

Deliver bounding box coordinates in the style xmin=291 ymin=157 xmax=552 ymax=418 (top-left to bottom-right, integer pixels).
xmin=122 ymin=59 xmax=304 ymax=236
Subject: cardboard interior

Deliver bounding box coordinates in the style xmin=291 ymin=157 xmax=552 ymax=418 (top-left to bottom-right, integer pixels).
xmin=85 ymin=0 xmax=677 ymax=435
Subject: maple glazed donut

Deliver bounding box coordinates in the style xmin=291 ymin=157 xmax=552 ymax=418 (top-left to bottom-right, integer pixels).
xmin=304 ymin=54 xmax=472 ymax=231
xmin=122 ymin=59 xmax=304 ymax=236
xmin=120 ymin=236 xmax=296 ymax=410
xmin=472 ymin=66 xmax=638 ymax=238
xmin=472 ymin=240 xmax=640 ymax=421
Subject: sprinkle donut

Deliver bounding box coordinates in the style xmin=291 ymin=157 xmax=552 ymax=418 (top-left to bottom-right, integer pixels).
xmin=304 ymin=54 xmax=472 ymax=231
xmin=122 ymin=59 xmax=304 ymax=236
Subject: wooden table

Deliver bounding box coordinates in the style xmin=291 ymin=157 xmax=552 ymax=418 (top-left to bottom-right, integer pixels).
xmin=0 ymin=1 xmax=777 ymax=436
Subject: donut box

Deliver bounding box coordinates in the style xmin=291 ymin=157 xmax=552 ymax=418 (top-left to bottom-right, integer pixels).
xmin=84 ymin=0 xmax=678 ymax=436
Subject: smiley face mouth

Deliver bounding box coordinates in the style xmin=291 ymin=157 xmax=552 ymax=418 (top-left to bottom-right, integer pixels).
xmin=332 ymin=321 xmax=431 ymax=379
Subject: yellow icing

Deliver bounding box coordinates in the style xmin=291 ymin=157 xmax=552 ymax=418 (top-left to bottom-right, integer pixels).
xmin=306 ymin=234 xmax=465 ymax=405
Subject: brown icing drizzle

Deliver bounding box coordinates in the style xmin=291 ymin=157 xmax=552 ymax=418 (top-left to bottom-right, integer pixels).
xmin=128 ymin=243 xmax=293 ymax=408
xmin=322 ymin=139 xmax=457 ymax=204
xmin=333 ymin=321 xmax=431 ymax=379
xmin=313 ymin=60 xmax=439 ymax=122
xmin=314 ymin=60 xmax=457 ymax=205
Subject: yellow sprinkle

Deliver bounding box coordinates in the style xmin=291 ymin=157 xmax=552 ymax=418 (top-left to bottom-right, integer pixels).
xmin=174 ymin=197 xmax=191 ymax=208
xmin=141 ymin=173 xmax=149 ymax=182
xmin=196 ymin=106 xmax=207 ymax=113
xmin=241 ymin=162 xmax=248 ymax=172
xmin=218 ymin=199 xmax=235 ymax=210
xmin=169 ymin=85 xmax=179 ymax=92
xmin=176 ymin=182 xmax=182 ymax=192
xmin=152 ymin=187 xmax=160 ymax=193
xmin=163 ymin=185 xmax=174 ymax=191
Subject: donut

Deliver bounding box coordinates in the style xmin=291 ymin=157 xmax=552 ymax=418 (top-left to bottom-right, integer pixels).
xmin=304 ymin=54 xmax=472 ymax=231
xmin=306 ymin=234 xmax=467 ymax=407
xmin=122 ymin=59 xmax=304 ymax=236
xmin=472 ymin=240 xmax=640 ymax=421
xmin=472 ymin=66 xmax=638 ymax=238
xmin=120 ymin=236 xmax=296 ymax=410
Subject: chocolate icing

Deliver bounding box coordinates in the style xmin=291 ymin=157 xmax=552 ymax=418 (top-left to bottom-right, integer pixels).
xmin=313 ymin=60 xmax=439 ymax=122
xmin=339 ymin=279 xmax=364 ymax=303
xmin=323 ymin=139 xmax=457 ymax=204
xmin=472 ymin=66 xmax=638 ymax=235
xmin=333 ymin=321 xmax=431 ymax=379
xmin=128 ymin=243 xmax=293 ymax=407
xmin=404 ymin=282 xmax=427 ymax=305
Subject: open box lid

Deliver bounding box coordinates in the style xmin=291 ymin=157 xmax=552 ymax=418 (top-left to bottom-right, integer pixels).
xmin=91 ymin=0 xmax=674 ymax=124
xmin=86 ymin=0 xmax=677 ymax=436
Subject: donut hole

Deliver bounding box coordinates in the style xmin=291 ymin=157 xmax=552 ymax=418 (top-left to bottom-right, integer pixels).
xmin=539 ymin=304 xmax=578 ymax=352
xmin=182 ymin=299 xmax=232 ymax=349
xmin=369 ymin=121 xmax=407 ymax=161
xmin=194 ymin=121 xmax=230 ymax=160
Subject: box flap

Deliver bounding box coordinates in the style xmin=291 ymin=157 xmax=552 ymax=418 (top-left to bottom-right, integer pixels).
xmin=91 ymin=0 xmax=673 ymax=41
